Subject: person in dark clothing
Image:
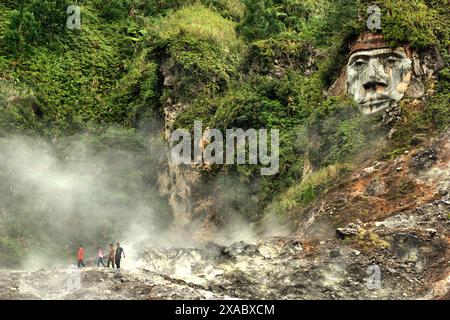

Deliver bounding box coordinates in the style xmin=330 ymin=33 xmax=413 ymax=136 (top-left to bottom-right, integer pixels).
xmin=107 ymin=243 xmax=115 ymax=268
xmin=115 ymin=242 xmax=125 ymax=269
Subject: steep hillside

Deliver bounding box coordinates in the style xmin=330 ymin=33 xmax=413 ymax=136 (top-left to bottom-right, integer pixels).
xmin=0 ymin=0 xmax=448 ymax=299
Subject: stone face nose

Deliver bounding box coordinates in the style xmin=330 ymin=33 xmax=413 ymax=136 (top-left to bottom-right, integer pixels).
xmin=363 ymin=58 xmax=388 ymax=90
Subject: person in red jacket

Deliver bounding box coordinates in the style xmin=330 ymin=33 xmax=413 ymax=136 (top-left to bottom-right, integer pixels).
xmin=77 ymin=245 xmax=86 ymax=268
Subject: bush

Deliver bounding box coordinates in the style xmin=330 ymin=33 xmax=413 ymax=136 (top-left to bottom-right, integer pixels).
xmin=237 ymin=0 xmax=285 ymax=41
xmin=108 ymin=50 xmax=161 ymax=127
xmin=148 ymin=5 xmax=242 ymax=102
xmin=264 ymin=164 xmax=348 ymax=219
xmin=151 ymin=4 xmax=240 ymax=48
xmin=159 ymin=34 xmax=239 ymax=101
xmin=0 ymin=80 xmax=44 ymax=135
xmin=379 ymin=0 xmax=447 ymax=49
xmin=130 ymin=0 xmax=244 ymax=20
xmin=0 ymin=236 xmax=26 ymax=268
xmin=3 ymin=0 xmax=71 ymax=53
xmin=203 ymin=0 xmax=245 ymax=21
xmin=3 ymin=10 xmax=40 ymax=53
xmin=237 ymin=0 xmax=333 ymax=42
xmin=244 ymin=32 xmax=312 ymax=74
xmin=131 ymin=0 xmax=197 ymax=16
xmin=93 ymin=0 xmax=131 ymax=20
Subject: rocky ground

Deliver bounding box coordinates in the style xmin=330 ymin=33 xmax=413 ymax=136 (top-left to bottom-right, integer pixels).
xmin=0 ymin=131 xmax=448 ymax=300
xmin=0 ymin=231 xmax=447 ymax=300
xmin=296 ymin=128 xmax=450 ymax=300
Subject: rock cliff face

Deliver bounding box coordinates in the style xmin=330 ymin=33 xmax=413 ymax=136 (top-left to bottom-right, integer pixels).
xmin=157 ymin=57 xmax=219 ymax=240
xmin=298 ymin=129 xmax=450 ymax=237
xmin=295 ymin=128 xmax=450 ymax=299
xmin=159 ymin=36 xmax=446 ymax=242
xmin=156 ymin=40 xmax=323 ymax=240
xmin=156 ymin=55 xmax=197 ymax=233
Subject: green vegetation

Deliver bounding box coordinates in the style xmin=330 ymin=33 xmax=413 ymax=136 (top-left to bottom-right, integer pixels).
xmin=379 ymin=0 xmax=449 ymax=49
xmin=2 ymin=0 xmax=71 ymax=53
xmin=264 ymin=164 xmax=350 ymax=218
xmin=342 ymin=228 xmax=391 ymax=250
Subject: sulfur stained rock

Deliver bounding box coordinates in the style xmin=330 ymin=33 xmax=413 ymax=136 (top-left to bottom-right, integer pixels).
xmin=365 ymin=178 xmax=387 ymax=197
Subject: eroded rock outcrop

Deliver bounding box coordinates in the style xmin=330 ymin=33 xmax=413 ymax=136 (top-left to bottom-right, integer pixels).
xmin=296 ymin=129 xmax=450 ymax=300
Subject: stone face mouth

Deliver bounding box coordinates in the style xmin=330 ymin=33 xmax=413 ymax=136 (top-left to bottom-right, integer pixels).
xmin=359 ymin=98 xmax=392 ymax=114
xmin=360 ymin=98 xmax=391 ymax=107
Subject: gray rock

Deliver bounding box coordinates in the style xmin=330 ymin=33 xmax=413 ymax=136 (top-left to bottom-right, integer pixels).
xmin=410 ymin=148 xmax=438 ymax=171
xmin=336 ymin=225 xmax=359 ymax=239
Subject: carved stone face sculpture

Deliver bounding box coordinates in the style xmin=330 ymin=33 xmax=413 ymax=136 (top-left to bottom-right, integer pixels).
xmin=347 ymin=47 xmax=412 ymax=115
xmin=347 ymin=39 xmax=412 ymax=114
xmin=327 ymin=33 xmax=443 ymax=118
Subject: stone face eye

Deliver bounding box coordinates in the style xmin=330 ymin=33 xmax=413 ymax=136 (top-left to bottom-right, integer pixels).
xmin=384 ymin=56 xmax=399 ymax=67
xmin=351 ymin=59 xmax=367 ymax=70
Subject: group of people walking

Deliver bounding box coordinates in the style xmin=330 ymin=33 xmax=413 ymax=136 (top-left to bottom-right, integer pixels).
xmin=77 ymin=242 xmax=126 ymax=269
